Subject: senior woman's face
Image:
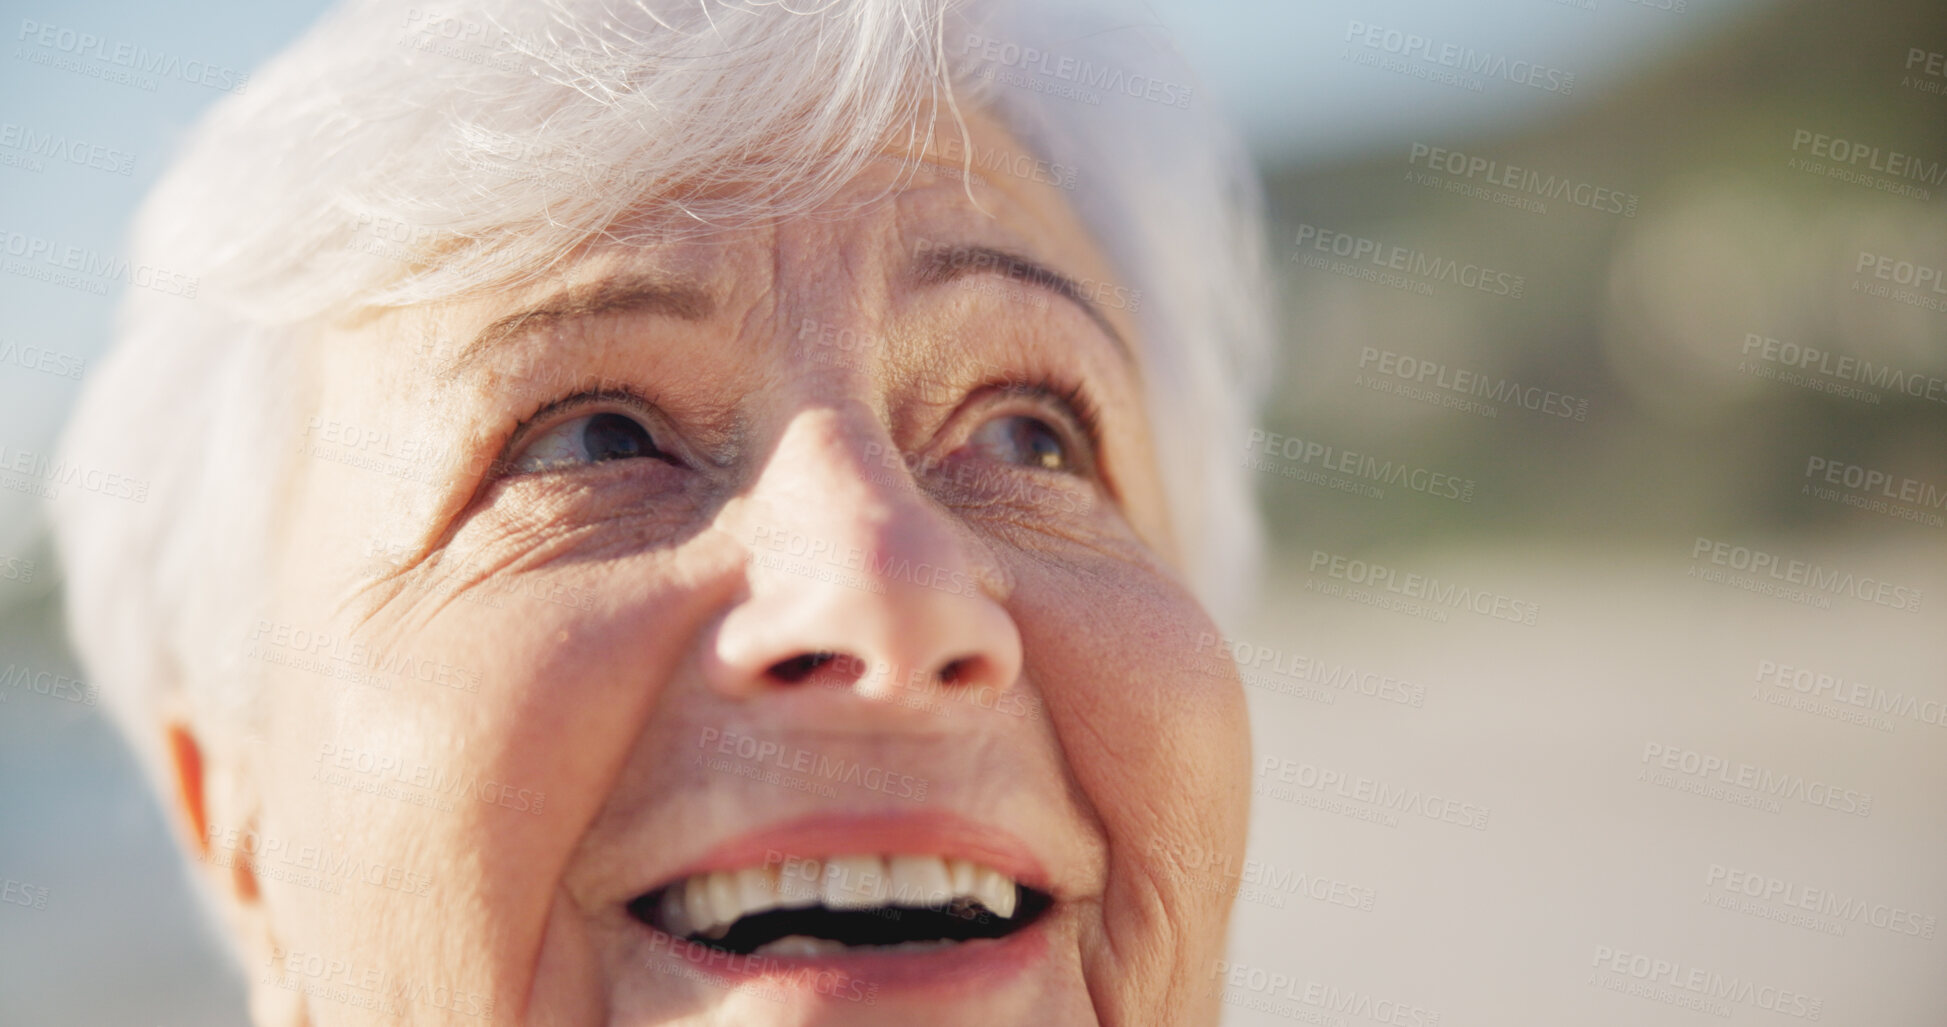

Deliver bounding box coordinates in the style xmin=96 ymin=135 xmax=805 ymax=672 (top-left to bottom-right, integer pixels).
xmin=208 ymin=113 xmax=1248 ymax=1026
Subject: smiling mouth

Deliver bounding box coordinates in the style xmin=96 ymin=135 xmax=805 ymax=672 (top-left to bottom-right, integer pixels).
xmin=628 ymin=853 xmax=1054 ymax=957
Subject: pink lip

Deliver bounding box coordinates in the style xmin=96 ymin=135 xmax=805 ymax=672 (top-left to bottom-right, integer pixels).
xmin=645 ymin=809 xmax=1055 ymax=895
xmin=640 ymin=911 xmax=1053 ymax=997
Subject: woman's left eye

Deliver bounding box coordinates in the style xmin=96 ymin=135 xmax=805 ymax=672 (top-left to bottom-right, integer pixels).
xmin=509 ymin=411 xmax=673 ymax=473
xmin=967 ymin=414 xmax=1075 ymax=474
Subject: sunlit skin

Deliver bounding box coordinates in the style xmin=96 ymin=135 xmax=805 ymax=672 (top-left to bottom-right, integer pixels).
xmin=167 ymin=111 xmax=1250 ymax=1026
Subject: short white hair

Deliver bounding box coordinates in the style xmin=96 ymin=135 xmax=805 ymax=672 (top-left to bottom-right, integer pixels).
xmin=50 ymin=0 xmax=1273 ymax=773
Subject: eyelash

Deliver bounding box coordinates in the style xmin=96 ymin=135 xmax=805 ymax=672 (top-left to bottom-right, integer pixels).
xmin=501 ymin=388 xmax=673 ymax=469
xmin=986 ymin=374 xmax=1106 ymax=471
xmin=497 ymin=375 xmax=1108 ymax=476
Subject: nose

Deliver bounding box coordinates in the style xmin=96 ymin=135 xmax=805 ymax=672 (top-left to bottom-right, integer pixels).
xmin=707 ymin=405 xmax=1024 ymax=707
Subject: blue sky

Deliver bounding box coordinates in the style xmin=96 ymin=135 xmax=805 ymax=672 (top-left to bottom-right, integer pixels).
xmin=0 ymin=0 xmax=1771 ymax=554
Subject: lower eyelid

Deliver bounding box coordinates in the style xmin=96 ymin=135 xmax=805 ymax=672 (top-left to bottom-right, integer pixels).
xmin=988 ymin=381 xmax=1103 ymax=462
xmin=501 ymin=392 xmax=670 ymax=473
xmin=510 ymin=420 xmax=590 ymax=473
xmin=967 ymin=414 xmax=1072 ymax=470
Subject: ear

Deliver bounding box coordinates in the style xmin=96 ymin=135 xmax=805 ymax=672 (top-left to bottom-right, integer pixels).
xmin=165 ymin=721 xmax=215 ymax=860
xmin=162 ymin=717 xmax=306 ymax=1025
xmin=164 ymin=718 xmax=256 ymax=902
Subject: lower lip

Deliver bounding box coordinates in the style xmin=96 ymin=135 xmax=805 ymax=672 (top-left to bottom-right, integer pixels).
xmin=638 ymin=905 xmax=1053 ymax=998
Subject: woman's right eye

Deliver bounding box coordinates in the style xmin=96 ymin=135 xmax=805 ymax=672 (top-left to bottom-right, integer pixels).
xmin=509 ymin=410 xmax=674 ymax=474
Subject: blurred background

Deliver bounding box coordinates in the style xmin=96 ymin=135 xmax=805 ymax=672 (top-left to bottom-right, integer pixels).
xmin=2 ymin=0 xmax=1943 ymax=1023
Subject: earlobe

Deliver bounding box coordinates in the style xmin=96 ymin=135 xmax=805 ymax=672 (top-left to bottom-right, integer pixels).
xmin=165 ymin=721 xmax=212 ymax=859
xmin=165 ymin=718 xmax=299 ymax=1022
xmin=164 ymin=717 xmax=261 ymax=903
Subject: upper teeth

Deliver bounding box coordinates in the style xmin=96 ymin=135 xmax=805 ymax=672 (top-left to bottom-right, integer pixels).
xmin=656 ymin=854 xmax=1020 ymax=940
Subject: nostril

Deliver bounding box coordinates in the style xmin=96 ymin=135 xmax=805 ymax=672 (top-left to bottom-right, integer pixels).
xmin=768 ymin=651 xmax=839 ymax=683
xmin=937 ymin=656 xmax=977 ymax=686
xmin=750 ymin=649 xmax=1003 ymax=693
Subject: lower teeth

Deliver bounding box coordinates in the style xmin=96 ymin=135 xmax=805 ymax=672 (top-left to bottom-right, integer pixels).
xmin=751 ymin=935 xmax=847 ymax=957
xmin=747 ymin=934 xmax=965 ymax=957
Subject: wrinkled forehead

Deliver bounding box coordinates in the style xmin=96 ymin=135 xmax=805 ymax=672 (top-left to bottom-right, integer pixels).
xmin=372 ymin=116 xmax=1139 ymax=378
xmin=576 ymin=108 xmax=1118 ymax=289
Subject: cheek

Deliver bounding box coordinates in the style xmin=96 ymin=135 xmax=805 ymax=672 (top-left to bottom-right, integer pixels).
xmin=1011 ymin=555 xmax=1250 ymax=860
xmin=252 ymin=539 xmax=731 ymax=1013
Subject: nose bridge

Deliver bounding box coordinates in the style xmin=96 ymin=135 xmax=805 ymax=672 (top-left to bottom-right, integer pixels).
xmin=712 ymin=401 xmax=1023 ymax=706
xmin=749 ymin=402 xmax=904 ymax=557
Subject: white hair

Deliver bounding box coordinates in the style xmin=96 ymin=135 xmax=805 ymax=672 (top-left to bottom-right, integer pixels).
xmin=50 ymin=0 xmax=1273 ymax=775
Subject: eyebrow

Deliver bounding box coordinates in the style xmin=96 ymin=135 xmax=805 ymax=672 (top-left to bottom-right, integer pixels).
xmin=440 ymin=244 xmax=1134 ymax=378
xmin=909 ymin=244 xmax=1134 ymax=365
xmin=440 ymin=275 xmax=715 ymax=379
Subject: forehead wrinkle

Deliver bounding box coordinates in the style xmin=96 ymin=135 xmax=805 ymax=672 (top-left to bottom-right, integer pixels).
xmin=906 ymin=243 xmax=1132 ymax=370
xmin=764 ymin=211 xmax=903 ymax=388
xmin=439 ymin=271 xmax=717 ymax=379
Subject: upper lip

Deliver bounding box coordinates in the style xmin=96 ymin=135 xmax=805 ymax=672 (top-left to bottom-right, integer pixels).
xmin=628 ymin=808 xmax=1058 ymax=905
